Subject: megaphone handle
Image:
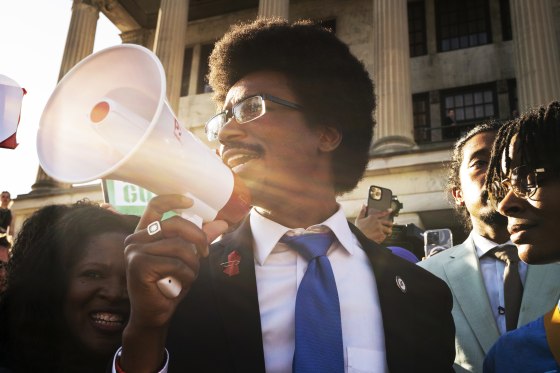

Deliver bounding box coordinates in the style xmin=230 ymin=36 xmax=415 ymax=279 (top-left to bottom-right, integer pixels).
xmin=156 ymin=213 xmax=204 ymax=299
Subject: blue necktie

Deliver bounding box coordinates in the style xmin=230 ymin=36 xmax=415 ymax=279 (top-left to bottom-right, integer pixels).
xmin=281 ymin=231 xmax=344 ymax=373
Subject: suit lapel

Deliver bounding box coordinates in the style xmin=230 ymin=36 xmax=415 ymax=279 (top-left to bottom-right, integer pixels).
xmin=443 ymin=239 xmax=499 ymax=353
xmin=208 ymin=218 xmax=266 ymax=372
xmin=519 ymin=262 xmax=560 ymax=325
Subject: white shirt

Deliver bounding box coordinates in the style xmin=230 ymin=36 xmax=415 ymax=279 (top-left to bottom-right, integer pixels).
xmin=251 ymin=206 xmax=388 ymax=373
xmin=472 ymin=232 xmax=528 ymax=335
xmin=114 ymin=206 xmax=388 ymax=373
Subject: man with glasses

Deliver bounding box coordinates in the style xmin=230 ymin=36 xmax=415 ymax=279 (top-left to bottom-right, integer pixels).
xmin=483 ymin=101 xmax=560 ymax=372
xmin=115 ymin=18 xmax=455 ymax=372
xmin=418 ymin=121 xmax=560 ymax=373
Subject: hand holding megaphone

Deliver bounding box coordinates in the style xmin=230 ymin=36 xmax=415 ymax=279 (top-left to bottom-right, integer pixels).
xmin=37 ymin=44 xmax=251 ymax=298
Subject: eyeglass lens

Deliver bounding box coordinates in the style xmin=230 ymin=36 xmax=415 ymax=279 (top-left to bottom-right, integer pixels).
xmin=205 ymin=96 xmax=266 ymax=141
xmin=491 ymin=166 xmax=538 ymax=202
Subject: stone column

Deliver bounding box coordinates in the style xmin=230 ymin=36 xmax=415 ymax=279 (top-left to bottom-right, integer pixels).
xmin=32 ymin=0 xmax=101 ymax=192
xmin=153 ymin=0 xmax=189 ymax=112
xmin=510 ymin=0 xmax=560 ymax=111
xmin=258 ymin=0 xmax=289 ymax=19
xmin=371 ymin=0 xmax=415 ymax=153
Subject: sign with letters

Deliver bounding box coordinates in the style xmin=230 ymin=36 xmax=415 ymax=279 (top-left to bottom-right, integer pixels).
xmin=102 ymin=179 xmax=154 ymax=216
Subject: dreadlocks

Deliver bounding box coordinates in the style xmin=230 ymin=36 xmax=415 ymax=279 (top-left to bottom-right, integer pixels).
xmin=486 ymin=100 xmax=560 ymax=200
xmin=447 ymin=120 xmax=503 ymax=231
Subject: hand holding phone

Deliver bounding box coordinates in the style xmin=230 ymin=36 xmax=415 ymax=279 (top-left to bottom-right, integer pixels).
xmin=366 ymin=185 xmax=393 ymax=217
xmin=424 ymin=229 xmax=453 ymax=258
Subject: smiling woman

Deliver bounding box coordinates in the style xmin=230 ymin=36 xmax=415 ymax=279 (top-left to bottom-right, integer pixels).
xmin=0 ymin=200 xmax=139 ymax=373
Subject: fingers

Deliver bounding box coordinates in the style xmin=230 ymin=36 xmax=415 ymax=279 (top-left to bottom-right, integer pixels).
xmin=136 ymin=195 xmax=194 ymax=232
xmin=203 ymin=220 xmax=229 ymax=243
xmin=357 ymin=204 xmax=367 ymax=219
xmin=371 ymin=208 xmax=393 ymax=218
xmin=127 ymin=215 xmax=211 ymax=257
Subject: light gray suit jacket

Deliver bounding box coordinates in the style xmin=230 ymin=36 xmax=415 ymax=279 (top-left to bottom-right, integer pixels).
xmin=418 ymin=236 xmax=560 ymax=373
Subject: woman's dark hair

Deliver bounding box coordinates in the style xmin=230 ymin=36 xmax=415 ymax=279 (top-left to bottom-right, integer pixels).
xmin=0 ymin=200 xmax=139 ymax=372
xmin=208 ymin=17 xmax=375 ymax=194
xmin=486 ymin=100 xmax=560 ymax=199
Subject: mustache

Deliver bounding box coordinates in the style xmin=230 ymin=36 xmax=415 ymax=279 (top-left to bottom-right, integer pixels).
xmin=221 ymin=141 xmax=265 ymax=156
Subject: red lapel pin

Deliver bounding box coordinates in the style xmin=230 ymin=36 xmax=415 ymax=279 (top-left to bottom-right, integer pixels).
xmin=221 ymin=250 xmax=241 ymax=277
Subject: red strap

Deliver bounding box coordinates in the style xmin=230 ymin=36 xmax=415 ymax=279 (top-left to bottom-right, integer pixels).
xmin=543 ymin=304 xmax=560 ymax=366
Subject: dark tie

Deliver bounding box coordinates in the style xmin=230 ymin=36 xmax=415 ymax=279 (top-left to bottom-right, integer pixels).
xmin=280 ymin=230 xmax=344 ymax=373
xmin=488 ymin=244 xmax=523 ymax=331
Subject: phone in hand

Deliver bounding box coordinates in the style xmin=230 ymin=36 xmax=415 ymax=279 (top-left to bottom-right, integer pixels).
xmin=424 ymin=229 xmax=453 ymax=258
xmin=366 ymin=185 xmax=393 ymax=217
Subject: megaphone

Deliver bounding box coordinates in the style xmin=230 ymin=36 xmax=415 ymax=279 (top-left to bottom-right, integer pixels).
xmin=37 ymin=44 xmax=251 ymax=298
xmin=0 ymin=74 xmax=26 ymax=149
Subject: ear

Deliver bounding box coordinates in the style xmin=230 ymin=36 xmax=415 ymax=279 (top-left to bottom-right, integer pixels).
xmin=451 ymin=187 xmax=465 ymax=206
xmin=318 ymin=126 xmax=342 ymax=152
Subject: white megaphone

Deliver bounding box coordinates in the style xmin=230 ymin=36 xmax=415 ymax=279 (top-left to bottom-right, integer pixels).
xmin=37 ymin=44 xmax=251 ymax=298
xmin=0 ymin=74 xmax=26 ymax=149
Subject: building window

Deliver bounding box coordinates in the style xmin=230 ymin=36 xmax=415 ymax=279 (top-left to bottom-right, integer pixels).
xmin=507 ymin=79 xmax=518 ymax=118
xmin=436 ymin=0 xmax=491 ymax=52
xmin=413 ymin=93 xmax=431 ymax=143
xmin=408 ymin=1 xmax=427 ymax=57
xmin=500 ymin=0 xmax=512 ymax=41
xmin=197 ymin=43 xmax=214 ymax=94
xmin=441 ymin=83 xmax=497 ymax=139
xmin=180 ymin=47 xmax=194 ymax=97
xmin=180 ymin=43 xmax=215 ymax=96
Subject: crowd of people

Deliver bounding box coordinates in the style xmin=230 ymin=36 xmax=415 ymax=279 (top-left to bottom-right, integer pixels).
xmin=0 ymin=16 xmax=558 ymax=373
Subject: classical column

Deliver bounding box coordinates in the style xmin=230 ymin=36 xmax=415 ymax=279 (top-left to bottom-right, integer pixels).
xmin=153 ymin=0 xmax=189 ymax=112
xmin=510 ymin=0 xmax=560 ymax=111
xmin=371 ymin=0 xmax=415 ymax=153
xmin=32 ymin=0 xmax=101 ymax=192
xmin=258 ymin=0 xmax=289 ymax=19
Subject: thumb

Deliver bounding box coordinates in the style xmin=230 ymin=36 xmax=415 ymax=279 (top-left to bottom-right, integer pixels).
xmin=203 ymin=220 xmax=229 ymax=243
xmin=357 ymin=204 xmax=367 ymax=219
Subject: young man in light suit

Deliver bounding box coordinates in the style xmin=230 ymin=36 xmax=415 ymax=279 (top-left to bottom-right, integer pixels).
xmin=115 ymin=18 xmax=455 ymax=373
xmin=419 ymin=121 xmax=560 ymax=372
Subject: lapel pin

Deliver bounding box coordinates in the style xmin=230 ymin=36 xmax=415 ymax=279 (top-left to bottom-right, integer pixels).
xmin=395 ymin=276 xmax=407 ymax=293
xmin=221 ymin=250 xmax=241 ymax=277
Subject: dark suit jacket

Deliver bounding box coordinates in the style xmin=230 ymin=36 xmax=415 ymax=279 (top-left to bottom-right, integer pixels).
xmin=167 ymin=218 xmax=455 ymax=372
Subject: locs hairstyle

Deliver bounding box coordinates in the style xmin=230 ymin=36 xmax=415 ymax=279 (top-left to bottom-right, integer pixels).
xmin=486 ymin=100 xmax=560 ymax=198
xmin=447 ymin=120 xmax=503 ymax=231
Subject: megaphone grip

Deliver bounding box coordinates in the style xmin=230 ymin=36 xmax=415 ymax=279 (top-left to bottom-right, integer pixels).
xmin=155 ymin=213 xmax=203 ymax=299
xmin=157 ymin=277 xmax=182 ymax=298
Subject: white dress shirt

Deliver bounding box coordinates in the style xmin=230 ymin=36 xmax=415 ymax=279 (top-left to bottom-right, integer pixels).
xmin=251 ymin=206 xmax=388 ymax=373
xmin=472 ymin=232 xmax=528 ymax=335
xmin=113 ymin=206 xmax=388 ymax=373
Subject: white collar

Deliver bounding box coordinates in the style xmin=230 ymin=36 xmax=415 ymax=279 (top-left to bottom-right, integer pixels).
xmin=250 ymin=206 xmax=357 ymax=266
xmin=470 ymin=231 xmax=513 ymax=258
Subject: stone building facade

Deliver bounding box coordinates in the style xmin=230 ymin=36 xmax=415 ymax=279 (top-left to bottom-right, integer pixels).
xmin=11 ymin=0 xmax=560 ymax=251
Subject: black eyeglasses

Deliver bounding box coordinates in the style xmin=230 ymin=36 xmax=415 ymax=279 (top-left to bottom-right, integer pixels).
xmin=204 ymin=94 xmax=303 ymax=141
xmin=489 ymin=165 xmax=552 ymax=203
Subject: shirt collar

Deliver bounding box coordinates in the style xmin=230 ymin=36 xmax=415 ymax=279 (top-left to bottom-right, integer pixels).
xmin=250 ymin=205 xmax=356 ymax=266
xmin=470 ymin=231 xmax=513 ymax=258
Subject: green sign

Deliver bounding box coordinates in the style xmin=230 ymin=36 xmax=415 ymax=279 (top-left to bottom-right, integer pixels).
xmin=102 ymin=179 xmax=155 ymax=216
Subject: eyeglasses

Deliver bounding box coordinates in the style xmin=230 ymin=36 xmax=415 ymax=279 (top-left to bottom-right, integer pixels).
xmin=489 ymin=165 xmax=550 ymax=203
xmin=204 ymin=94 xmax=303 ymax=141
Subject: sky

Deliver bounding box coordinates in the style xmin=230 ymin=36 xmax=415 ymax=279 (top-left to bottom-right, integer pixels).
xmin=0 ymin=0 xmax=121 ymax=197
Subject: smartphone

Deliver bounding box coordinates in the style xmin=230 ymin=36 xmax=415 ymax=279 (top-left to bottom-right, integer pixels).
xmin=424 ymin=229 xmax=453 ymax=258
xmin=366 ymin=185 xmax=393 ymax=217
